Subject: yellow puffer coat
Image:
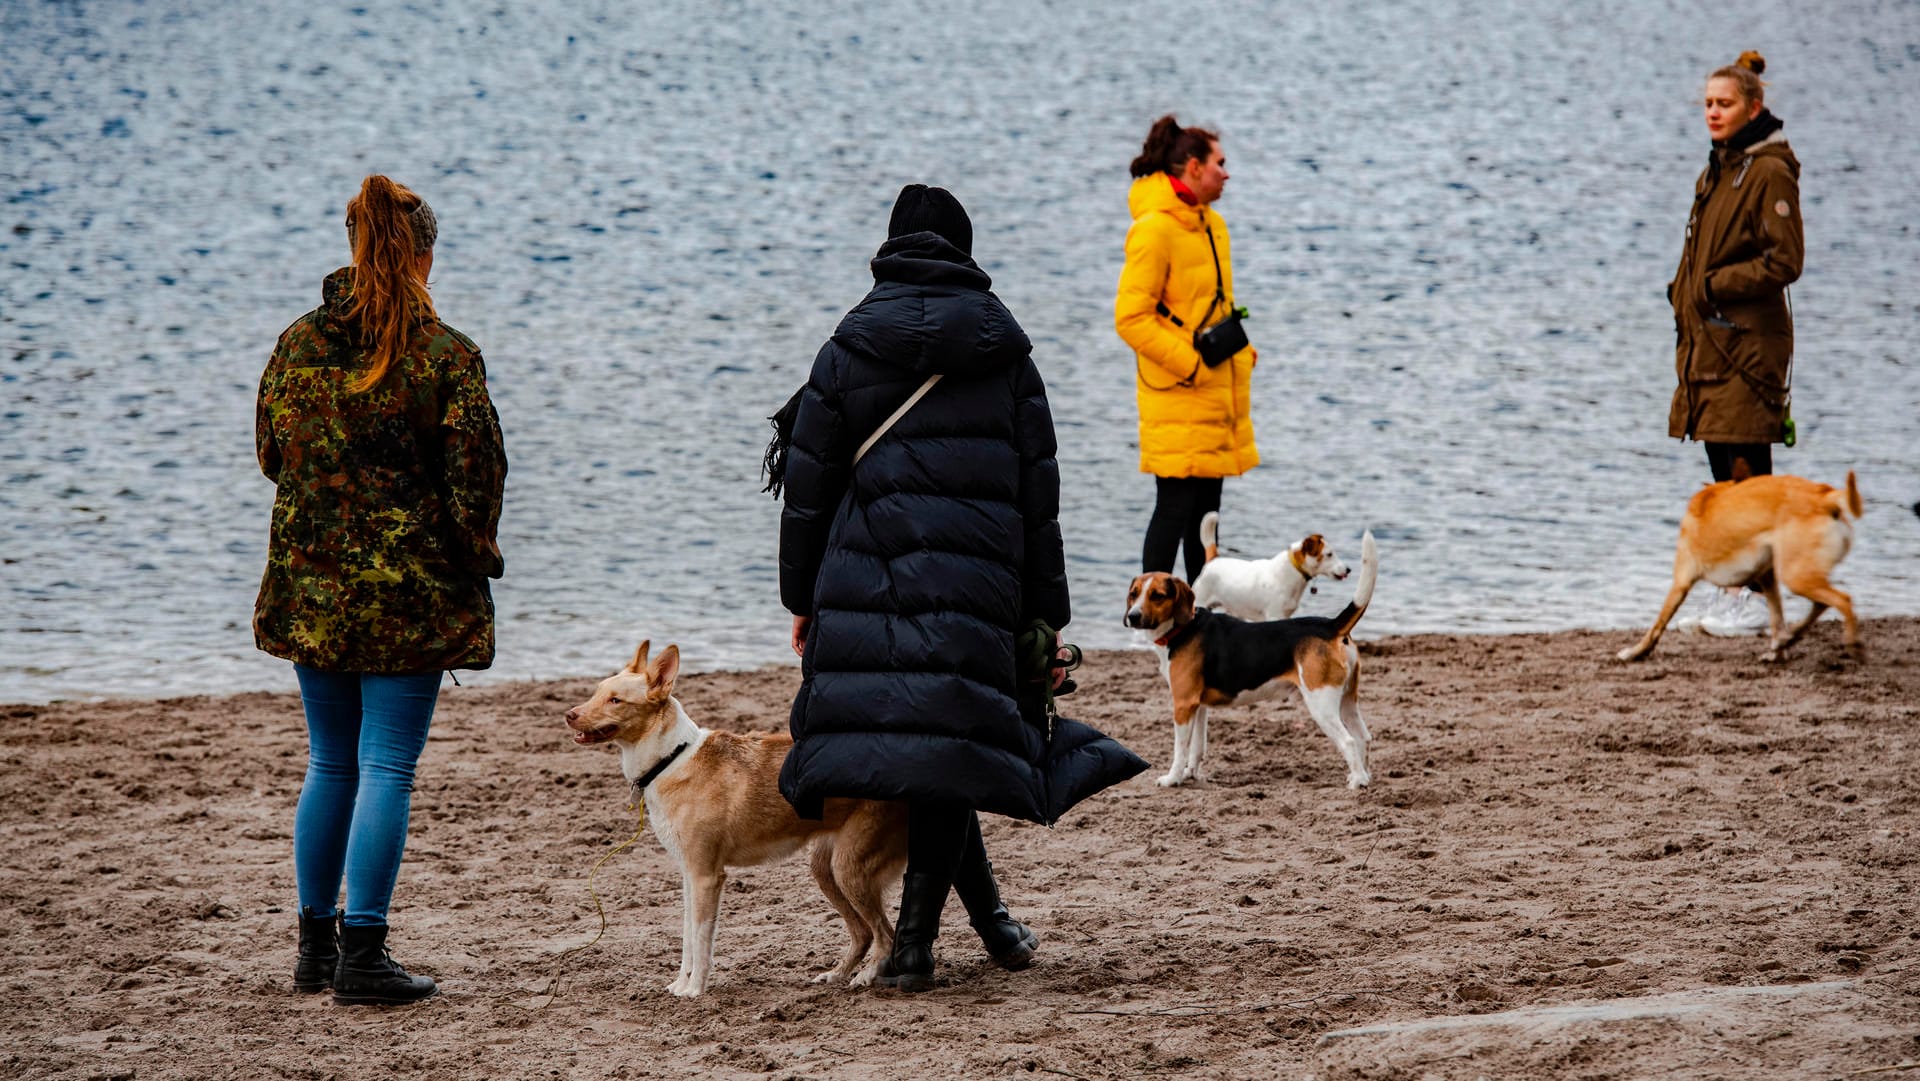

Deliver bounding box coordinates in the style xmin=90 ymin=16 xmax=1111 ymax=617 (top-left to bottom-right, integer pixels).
xmin=1115 ymin=173 xmax=1259 ymax=478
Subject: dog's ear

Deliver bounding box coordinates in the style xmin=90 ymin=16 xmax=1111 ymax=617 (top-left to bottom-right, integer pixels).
xmin=647 ymin=644 xmax=680 ymax=699
xmin=626 ymin=640 xmax=651 ymax=675
xmin=1301 ymin=534 xmax=1325 ymax=558
xmin=1170 ymin=577 xmax=1195 ymax=623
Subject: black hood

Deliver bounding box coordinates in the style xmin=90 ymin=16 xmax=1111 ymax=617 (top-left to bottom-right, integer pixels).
xmin=870 ymin=230 xmax=990 ymax=290
xmin=831 ymin=231 xmax=1031 ymax=376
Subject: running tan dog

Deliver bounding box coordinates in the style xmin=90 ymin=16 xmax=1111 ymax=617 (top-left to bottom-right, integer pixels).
xmin=1125 ymin=531 xmax=1378 ymax=789
xmin=565 ymin=641 xmax=906 ymax=996
xmin=1617 ymin=471 xmax=1865 ymax=663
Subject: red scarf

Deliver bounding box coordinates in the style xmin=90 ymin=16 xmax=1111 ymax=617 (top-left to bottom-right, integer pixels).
xmin=1167 ymin=176 xmax=1198 ymax=206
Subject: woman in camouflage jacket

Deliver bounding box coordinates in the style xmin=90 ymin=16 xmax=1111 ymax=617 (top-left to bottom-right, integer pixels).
xmin=254 ymin=175 xmax=506 ymax=1006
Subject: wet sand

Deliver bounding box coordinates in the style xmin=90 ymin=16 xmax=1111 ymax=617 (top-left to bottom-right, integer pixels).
xmin=4 ymin=619 xmax=1917 ymax=1079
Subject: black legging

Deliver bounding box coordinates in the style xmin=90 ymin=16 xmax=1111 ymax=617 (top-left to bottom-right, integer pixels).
xmin=905 ymin=803 xmax=986 ymax=883
xmin=1142 ymin=475 xmax=1223 ymax=582
xmin=1706 ymin=442 xmax=1771 ymax=483
xmin=1706 ymin=442 xmax=1775 ymax=592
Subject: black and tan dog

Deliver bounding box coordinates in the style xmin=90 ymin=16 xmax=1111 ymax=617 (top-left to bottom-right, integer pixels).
xmin=1125 ymin=531 xmax=1377 ymax=789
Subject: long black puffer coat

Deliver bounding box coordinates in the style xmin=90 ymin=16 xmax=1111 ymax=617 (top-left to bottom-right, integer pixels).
xmin=779 ymin=231 xmax=1145 ymax=824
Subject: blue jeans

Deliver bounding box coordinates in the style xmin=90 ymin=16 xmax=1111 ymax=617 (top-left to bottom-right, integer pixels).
xmin=292 ymin=666 xmax=442 ymax=927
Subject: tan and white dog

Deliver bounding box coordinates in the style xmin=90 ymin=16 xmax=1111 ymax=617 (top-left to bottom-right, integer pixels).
xmin=1191 ymin=511 xmax=1351 ymax=621
xmin=1618 ymin=471 xmax=1864 ymax=663
xmin=1125 ymin=531 xmax=1378 ymax=789
xmin=565 ymin=641 xmax=906 ymax=997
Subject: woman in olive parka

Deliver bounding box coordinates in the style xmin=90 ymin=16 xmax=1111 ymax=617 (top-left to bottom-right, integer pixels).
xmin=1670 ymin=50 xmax=1804 ymax=471
xmin=255 ymin=174 xmax=506 ymax=1006
xmin=1667 ymin=51 xmax=1804 ymax=635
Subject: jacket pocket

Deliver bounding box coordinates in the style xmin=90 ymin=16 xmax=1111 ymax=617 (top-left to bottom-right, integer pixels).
xmin=1687 ymin=320 xmax=1744 ymax=383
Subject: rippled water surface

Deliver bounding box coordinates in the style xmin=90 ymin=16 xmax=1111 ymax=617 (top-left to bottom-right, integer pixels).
xmin=5 ymin=1 xmax=1918 ymax=702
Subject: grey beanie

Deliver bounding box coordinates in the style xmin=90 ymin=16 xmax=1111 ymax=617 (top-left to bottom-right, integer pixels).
xmin=346 ymin=198 xmax=438 ymax=254
xmin=407 ymin=200 xmax=437 ymax=253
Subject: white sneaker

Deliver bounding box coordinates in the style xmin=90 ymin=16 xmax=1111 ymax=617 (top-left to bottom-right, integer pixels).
xmin=1700 ymin=590 xmax=1769 ymax=637
xmin=1675 ymin=590 xmax=1724 ymax=633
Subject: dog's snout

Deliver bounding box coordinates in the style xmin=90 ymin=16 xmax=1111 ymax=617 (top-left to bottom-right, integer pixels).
xmin=565 ymin=706 xmax=581 ymax=725
xmin=1124 ymin=606 xmax=1144 ymax=628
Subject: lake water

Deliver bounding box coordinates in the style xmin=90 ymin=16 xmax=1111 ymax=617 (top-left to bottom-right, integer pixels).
xmin=4 ymin=1 xmax=1917 ymax=702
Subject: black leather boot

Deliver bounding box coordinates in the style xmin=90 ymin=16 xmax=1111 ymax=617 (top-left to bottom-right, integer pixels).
xmin=332 ymin=923 xmax=437 ymax=1006
xmin=293 ymin=906 xmax=338 ymax=993
xmin=876 ymin=871 xmax=949 ymax=992
xmin=952 ymin=855 xmax=1037 ymax=971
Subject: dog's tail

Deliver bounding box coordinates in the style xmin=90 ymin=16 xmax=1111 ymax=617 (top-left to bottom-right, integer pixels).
xmin=1199 ymin=511 xmax=1221 ymax=563
xmin=1332 ymin=530 xmax=1378 ymax=639
xmin=1822 ymin=471 xmax=1863 ymax=520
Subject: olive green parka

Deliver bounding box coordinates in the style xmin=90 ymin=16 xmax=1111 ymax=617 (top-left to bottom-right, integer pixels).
xmin=254 ymin=267 xmax=507 ymax=673
xmin=1668 ymin=127 xmax=1803 ymax=443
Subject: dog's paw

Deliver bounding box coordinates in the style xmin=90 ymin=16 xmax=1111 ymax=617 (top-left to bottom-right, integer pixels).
xmin=1616 ymin=645 xmax=1646 ymax=662
xmin=1347 ymin=773 xmax=1371 ymax=790
xmin=809 ymin=969 xmax=840 ymax=985
xmin=668 ymin=977 xmax=706 ymax=998
xmin=1155 ymin=772 xmax=1186 ymax=788
xmin=848 ymin=966 xmax=879 ymax=989
xmin=1759 ymin=648 xmax=1783 ymax=664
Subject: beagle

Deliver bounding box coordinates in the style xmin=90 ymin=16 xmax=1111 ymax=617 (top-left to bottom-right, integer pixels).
xmin=1125 ymin=531 xmax=1378 ymax=789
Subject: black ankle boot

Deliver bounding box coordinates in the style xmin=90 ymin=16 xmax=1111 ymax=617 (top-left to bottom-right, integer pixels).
xmin=876 ymin=871 xmax=949 ymax=992
xmin=293 ymin=906 xmax=338 ymax=993
xmin=952 ymin=856 xmax=1037 ymax=970
xmin=332 ymin=923 xmax=437 ymax=1006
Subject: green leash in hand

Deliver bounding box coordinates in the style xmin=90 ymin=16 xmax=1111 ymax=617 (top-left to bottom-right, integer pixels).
xmin=1015 ymin=618 xmax=1082 ymax=737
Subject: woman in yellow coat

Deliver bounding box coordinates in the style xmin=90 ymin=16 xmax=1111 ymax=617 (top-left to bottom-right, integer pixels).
xmin=1115 ymin=115 xmax=1258 ymax=581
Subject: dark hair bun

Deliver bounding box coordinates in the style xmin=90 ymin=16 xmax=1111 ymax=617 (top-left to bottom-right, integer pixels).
xmin=1737 ymin=50 xmax=1766 ymax=75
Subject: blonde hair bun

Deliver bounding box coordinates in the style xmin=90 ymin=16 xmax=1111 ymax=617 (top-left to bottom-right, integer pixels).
xmin=1737 ymin=50 xmax=1766 ymax=75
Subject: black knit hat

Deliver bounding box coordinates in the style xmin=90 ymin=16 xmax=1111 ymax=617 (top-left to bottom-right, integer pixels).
xmin=887 ymin=184 xmax=972 ymax=254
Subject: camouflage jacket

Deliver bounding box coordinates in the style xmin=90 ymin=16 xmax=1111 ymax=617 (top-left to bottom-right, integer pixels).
xmin=254 ymin=267 xmax=507 ymax=673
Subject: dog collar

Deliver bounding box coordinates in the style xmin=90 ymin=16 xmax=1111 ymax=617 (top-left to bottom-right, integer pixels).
xmin=1153 ymin=611 xmax=1207 ymax=649
xmin=1289 ymin=549 xmax=1308 ymax=576
xmin=632 ymin=741 xmax=691 ymax=792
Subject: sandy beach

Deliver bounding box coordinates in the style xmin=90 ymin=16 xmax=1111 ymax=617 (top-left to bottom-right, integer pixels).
xmin=5 ymin=618 xmax=1917 ymax=1080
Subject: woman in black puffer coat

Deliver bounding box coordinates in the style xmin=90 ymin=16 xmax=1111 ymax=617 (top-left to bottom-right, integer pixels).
xmin=777 ymin=185 xmax=1146 ymax=991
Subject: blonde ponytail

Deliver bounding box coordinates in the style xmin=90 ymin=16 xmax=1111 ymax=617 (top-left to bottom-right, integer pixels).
xmin=344 ymin=175 xmax=437 ymax=393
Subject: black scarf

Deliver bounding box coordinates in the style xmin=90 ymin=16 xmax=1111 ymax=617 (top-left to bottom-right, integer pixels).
xmin=1707 ymin=110 xmax=1784 ymax=178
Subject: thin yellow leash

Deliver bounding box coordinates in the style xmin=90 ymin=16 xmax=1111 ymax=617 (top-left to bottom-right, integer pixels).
xmin=529 ymin=796 xmax=649 ymax=1009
